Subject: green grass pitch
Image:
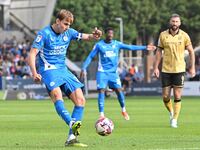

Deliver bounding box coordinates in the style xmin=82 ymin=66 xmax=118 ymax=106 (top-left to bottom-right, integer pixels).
xmin=0 ymin=96 xmax=200 ymax=150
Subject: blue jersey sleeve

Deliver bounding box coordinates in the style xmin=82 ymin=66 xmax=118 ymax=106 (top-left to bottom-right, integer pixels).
xmin=69 ymin=28 xmax=82 ymax=41
xmin=32 ymin=31 xmax=46 ymax=50
xmin=117 ymin=41 xmax=147 ymax=51
xmin=82 ymin=44 xmax=99 ymax=70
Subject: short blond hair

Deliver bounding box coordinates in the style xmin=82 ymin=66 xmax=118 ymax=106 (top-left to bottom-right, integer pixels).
xmin=56 ymin=9 xmax=74 ymax=24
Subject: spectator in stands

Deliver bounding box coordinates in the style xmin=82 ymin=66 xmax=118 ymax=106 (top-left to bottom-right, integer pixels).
xmin=133 ymin=67 xmax=144 ymax=82
xmin=9 ymin=61 xmax=16 ymax=78
xmin=11 ymin=36 xmax=18 ymax=47
xmin=0 ymin=35 xmax=32 ymax=79
xmin=0 ymin=55 xmax=3 ymax=76
xmin=122 ymin=69 xmax=133 ymax=95
xmin=129 ymin=64 xmax=136 ymax=76
xmin=21 ymin=48 xmax=28 ymax=59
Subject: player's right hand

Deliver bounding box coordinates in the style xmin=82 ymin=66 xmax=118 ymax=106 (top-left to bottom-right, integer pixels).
xmin=33 ymin=73 xmax=42 ymax=83
xmin=147 ymin=44 xmax=156 ymax=51
xmin=92 ymin=27 xmax=102 ymax=40
xmin=153 ymin=68 xmax=160 ymax=78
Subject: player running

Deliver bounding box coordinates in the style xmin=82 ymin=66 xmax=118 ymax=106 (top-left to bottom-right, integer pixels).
xmin=28 ymin=9 xmax=102 ymax=147
xmin=81 ymin=27 xmax=156 ymax=120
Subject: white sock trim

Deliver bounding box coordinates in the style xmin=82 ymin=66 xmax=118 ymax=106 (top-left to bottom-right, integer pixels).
xmin=122 ymin=107 xmax=126 ymax=112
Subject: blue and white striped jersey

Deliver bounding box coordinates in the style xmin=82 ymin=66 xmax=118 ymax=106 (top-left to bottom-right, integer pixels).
xmin=32 ymin=25 xmax=82 ymax=73
xmin=82 ymin=40 xmax=147 ymax=73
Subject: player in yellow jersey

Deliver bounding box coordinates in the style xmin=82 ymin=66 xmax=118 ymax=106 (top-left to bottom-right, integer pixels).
xmin=153 ymin=14 xmax=196 ymax=128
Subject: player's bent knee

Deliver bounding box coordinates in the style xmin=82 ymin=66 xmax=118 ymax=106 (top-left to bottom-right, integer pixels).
xmin=50 ymin=90 xmax=62 ymax=101
xmin=75 ymin=97 xmax=86 ymax=106
xmin=163 ymin=95 xmax=170 ymax=103
xmin=163 ymin=97 xmax=170 ymax=103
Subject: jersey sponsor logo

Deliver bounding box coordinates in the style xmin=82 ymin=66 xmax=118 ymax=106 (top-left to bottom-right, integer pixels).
xmin=104 ymin=51 xmax=117 ymax=57
xmin=49 ymin=49 xmax=65 ymax=55
xmin=36 ymin=35 xmax=42 ymax=42
xmin=63 ymin=36 xmax=68 ymax=41
xmin=49 ymin=45 xmax=67 ymax=55
xmin=165 ymin=41 xmax=179 ymax=45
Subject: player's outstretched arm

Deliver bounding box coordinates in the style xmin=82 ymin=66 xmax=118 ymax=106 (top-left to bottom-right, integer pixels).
xmin=118 ymin=42 xmax=156 ymax=51
xmin=82 ymin=27 xmax=102 ymax=40
xmin=28 ymin=48 xmax=42 ymax=83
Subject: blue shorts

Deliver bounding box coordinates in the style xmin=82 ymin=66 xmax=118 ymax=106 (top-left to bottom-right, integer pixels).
xmin=41 ymin=68 xmax=83 ymax=97
xmin=96 ymin=72 xmax=122 ymax=89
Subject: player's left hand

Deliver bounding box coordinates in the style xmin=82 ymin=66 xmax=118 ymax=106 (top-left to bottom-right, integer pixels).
xmin=147 ymin=44 xmax=156 ymax=51
xmin=189 ymin=67 xmax=196 ymax=78
xmin=92 ymin=27 xmax=102 ymax=40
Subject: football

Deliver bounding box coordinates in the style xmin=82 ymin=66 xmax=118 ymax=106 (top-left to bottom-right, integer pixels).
xmin=95 ymin=117 xmax=114 ymax=136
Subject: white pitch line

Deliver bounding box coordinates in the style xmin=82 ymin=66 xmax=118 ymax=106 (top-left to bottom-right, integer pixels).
xmin=148 ymin=148 xmax=200 ymax=150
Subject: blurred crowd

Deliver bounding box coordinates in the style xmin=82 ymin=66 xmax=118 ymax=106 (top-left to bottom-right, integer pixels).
xmin=117 ymin=64 xmax=145 ymax=95
xmin=0 ymin=36 xmax=32 ymax=79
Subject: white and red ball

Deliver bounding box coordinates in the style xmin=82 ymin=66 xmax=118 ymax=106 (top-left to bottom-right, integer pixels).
xmin=95 ymin=117 xmax=114 ymax=136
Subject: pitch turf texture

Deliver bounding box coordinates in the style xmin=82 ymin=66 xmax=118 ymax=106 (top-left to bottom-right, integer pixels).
xmin=0 ymin=96 xmax=200 ymax=150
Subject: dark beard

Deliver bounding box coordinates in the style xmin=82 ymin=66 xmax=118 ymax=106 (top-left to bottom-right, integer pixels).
xmin=170 ymin=25 xmax=179 ymax=31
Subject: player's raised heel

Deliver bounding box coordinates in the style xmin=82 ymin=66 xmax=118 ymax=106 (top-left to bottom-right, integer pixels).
xmin=122 ymin=111 xmax=130 ymax=120
xmin=72 ymin=121 xmax=82 ymax=136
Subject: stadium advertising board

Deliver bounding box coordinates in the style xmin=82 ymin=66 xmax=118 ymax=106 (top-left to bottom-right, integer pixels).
xmin=131 ymin=81 xmax=200 ymax=96
xmin=131 ymin=81 xmax=162 ymax=96
xmin=182 ymin=81 xmax=200 ymax=96
xmin=4 ymin=78 xmax=48 ymax=100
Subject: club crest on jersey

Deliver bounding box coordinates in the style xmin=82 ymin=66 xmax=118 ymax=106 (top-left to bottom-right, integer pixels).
xmin=50 ymin=36 xmax=55 ymax=42
xmin=50 ymin=82 xmax=55 ymax=87
xmin=36 ymin=35 xmax=42 ymax=42
xmin=112 ymin=45 xmax=116 ymax=48
xmin=63 ymin=36 xmax=68 ymax=41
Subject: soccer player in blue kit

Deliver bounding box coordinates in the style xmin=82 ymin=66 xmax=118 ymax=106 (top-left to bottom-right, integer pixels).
xmin=81 ymin=27 xmax=156 ymax=120
xmin=28 ymin=9 xmax=102 ymax=147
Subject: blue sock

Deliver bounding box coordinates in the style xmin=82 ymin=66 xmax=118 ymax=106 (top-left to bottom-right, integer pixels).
xmin=71 ymin=106 xmax=84 ymax=121
xmin=69 ymin=106 xmax=84 ymax=135
xmin=98 ymin=92 xmax=105 ymax=113
xmin=117 ymin=91 xmax=125 ymax=108
xmin=54 ymin=100 xmax=71 ymax=125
